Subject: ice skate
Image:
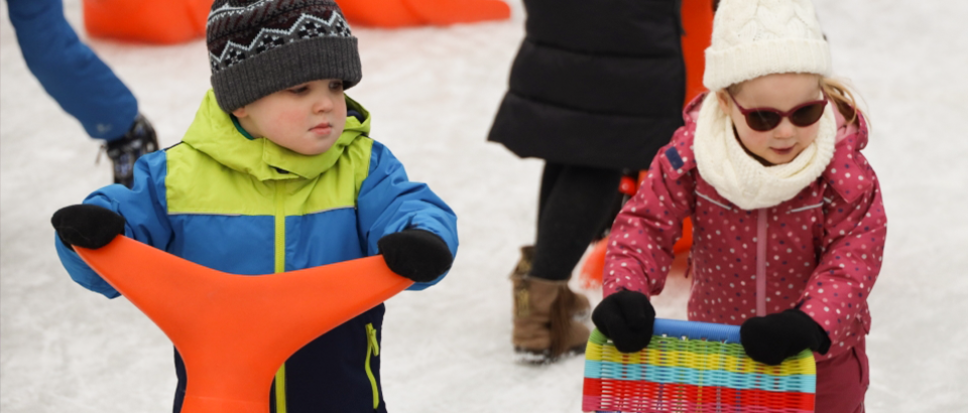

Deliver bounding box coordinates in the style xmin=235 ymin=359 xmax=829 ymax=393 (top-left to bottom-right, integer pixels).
xmin=103 ymin=113 xmax=158 ymax=188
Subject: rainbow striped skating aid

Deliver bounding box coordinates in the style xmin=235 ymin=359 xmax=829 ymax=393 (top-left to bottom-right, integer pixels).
xmin=583 ymin=319 xmax=816 ymax=413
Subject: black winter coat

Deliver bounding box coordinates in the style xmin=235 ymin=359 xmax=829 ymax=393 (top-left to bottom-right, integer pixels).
xmin=488 ymin=0 xmax=686 ymax=170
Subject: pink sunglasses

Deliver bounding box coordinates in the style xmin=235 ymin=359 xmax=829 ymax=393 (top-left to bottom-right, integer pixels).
xmin=728 ymin=93 xmax=828 ymax=131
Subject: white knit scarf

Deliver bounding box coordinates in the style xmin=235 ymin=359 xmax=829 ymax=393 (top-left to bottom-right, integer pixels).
xmin=693 ymin=92 xmax=836 ymax=210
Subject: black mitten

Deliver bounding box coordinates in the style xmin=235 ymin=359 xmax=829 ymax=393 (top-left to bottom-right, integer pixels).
xmin=592 ymin=290 xmax=656 ymax=353
xmin=377 ymin=229 xmax=453 ymax=283
xmin=740 ymin=309 xmax=831 ymax=365
xmin=51 ymin=204 xmax=126 ymax=251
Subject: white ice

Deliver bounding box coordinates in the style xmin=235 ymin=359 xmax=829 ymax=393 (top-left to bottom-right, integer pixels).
xmin=2 ymin=1 xmax=967 ymax=412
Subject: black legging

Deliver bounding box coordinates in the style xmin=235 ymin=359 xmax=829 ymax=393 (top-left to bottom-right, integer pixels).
xmin=530 ymin=162 xmax=623 ymax=281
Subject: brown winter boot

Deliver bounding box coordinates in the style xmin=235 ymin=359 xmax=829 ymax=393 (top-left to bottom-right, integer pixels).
xmin=510 ymin=246 xmax=590 ymax=320
xmin=510 ymin=245 xmax=591 ymax=364
xmin=511 ymin=274 xmax=591 ymax=363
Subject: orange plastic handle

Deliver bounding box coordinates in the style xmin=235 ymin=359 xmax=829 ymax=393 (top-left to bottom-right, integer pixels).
xmin=75 ymin=236 xmax=413 ymax=413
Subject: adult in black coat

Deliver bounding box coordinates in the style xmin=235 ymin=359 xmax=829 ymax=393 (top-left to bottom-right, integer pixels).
xmin=490 ymin=0 xmax=686 ymax=363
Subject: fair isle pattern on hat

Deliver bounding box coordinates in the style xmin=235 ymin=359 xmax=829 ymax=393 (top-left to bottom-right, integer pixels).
xmin=703 ymin=0 xmax=831 ymax=91
xmin=208 ymin=2 xmax=352 ymax=74
xmin=206 ymin=0 xmax=362 ymax=112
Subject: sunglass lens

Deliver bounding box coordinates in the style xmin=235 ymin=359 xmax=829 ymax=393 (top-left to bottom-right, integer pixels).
xmin=790 ymin=103 xmax=826 ymax=127
xmin=746 ymin=111 xmax=780 ymax=131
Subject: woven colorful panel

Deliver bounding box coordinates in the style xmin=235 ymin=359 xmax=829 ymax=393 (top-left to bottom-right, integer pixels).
xmin=583 ymin=319 xmax=816 ymax=413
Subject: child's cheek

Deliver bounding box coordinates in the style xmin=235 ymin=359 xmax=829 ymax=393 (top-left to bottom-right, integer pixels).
xmin=276 ymin=109 xmax=307 ymax=126
xmin=334 ymin=119 xmax=347 ymax=136
xmin=800 ymin=124 xmax=821 ymax=146
xmin=736 ymin=129 xmax=766 ymax=152
xmin=751 ymin=132 xmax=772 ymax=150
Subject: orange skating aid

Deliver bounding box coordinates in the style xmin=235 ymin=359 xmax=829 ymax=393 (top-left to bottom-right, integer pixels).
xmin=83 ymin=0 xmax=211 ymax=44
xmin=74 ymin=236 xmax=412 ymax=413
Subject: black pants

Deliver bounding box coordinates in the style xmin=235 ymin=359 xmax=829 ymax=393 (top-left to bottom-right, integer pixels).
xmin=530 ymin=163 xmax=623 ymax=281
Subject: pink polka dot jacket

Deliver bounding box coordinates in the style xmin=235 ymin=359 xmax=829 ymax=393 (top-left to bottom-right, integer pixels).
xmin=604 ymin=95 xmax=886 ymax=360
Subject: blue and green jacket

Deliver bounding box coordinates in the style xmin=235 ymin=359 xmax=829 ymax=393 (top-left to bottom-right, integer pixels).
xmin=55 ymin=90 xmax=459 ymax=413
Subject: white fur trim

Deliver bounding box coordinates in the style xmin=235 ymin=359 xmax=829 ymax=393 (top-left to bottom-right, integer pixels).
xmin=693 ymin=93 xmax=836 ymax=210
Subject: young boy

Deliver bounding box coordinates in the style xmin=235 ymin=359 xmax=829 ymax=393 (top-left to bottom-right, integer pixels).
xmin=50 ymin=1 xmax=458 ymax=412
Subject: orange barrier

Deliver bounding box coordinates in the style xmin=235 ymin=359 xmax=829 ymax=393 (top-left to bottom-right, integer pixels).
xmin=82 ymin=0 xmax=509 ymax=42
xmin=338 ymin=0 xmax=510 ymax=28
xmin=579 ymin=240 xmax=608 ymax=290
xmin=75 ymin=236 xmax=412 ymax=413
xmin=83 ymin=0 xmax=211 ymax=44
xmin=579 ymin=218 xmax=693 ymax=290
xmin=680 ymin=0 xmax=715 ymax=104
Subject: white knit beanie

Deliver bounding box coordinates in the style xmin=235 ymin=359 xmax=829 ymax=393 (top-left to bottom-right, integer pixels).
xmin=704 ymin=0 xmax=832 ymax=91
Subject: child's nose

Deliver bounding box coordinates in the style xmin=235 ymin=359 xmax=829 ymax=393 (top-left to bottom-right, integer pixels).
xmin=774 ymin=118 xmax=796 ymax=139
xmin=313 ymin=94 xmax=334 ymax=113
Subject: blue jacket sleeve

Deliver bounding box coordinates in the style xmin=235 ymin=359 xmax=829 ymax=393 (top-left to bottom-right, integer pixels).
xmin=356 ymin=142 xmax=458 ymax=290
xmin=54 ymin=151 xmax=173 ymax=298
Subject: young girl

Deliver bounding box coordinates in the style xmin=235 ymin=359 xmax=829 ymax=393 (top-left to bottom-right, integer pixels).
xmin=591 ymin=0 xmax=884 ymax=411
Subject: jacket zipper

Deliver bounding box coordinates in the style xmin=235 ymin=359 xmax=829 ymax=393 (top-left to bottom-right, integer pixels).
xmin=272 ymin=179 xmax=379 ymax=411
xmin=274 ymin=181 xmax=289 ymax=413
xmin=365 ymin=323 xmax=381 ymax=409
xmin=756 ymin=209 xmax=768 ymax=317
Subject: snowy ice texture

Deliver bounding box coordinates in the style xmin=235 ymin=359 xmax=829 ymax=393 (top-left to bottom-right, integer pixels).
xmin=2 ymin=0 xmax=967 ymax=412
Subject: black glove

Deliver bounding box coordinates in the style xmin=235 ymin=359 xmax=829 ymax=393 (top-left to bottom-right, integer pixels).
xmin=740 ymin=309 xmax=831 ymax=365
xmin=51 ymin=204 xmax=126 ymax=251
xmin=377 ymin=229 xmax=453 ymax=283
xmin=592 ymin=290 xmax=656 ymax=353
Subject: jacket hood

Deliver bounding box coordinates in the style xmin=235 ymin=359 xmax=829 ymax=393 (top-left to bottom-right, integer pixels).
xmin=182 ymin=89 xmax=371 ymax=181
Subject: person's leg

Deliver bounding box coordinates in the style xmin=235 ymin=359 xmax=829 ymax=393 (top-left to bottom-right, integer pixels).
xmin=511 ymin=163 xmax=621 ymax=362
xmin=530 ymin=164 xmax=622 ymax=281
xmin=508 ymin=161 xmax=567 ymax=285
xmin=815 ymin=339 xmax=869 ymax=412
xmin=7 ymin=0 xmax=157 ymax=187
xmin=6 ymin=0 xmax=137 ymax=141
xmin=537 ymin=162 xmax=564 ymax=225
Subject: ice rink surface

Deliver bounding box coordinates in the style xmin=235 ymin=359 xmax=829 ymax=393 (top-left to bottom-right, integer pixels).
xmin=2 ymin=1 xmax=967 ymax=411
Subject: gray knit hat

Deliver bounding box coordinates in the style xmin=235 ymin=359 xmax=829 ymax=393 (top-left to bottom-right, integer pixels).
xmin=207 ymin=0 xmax=362 ymax=112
